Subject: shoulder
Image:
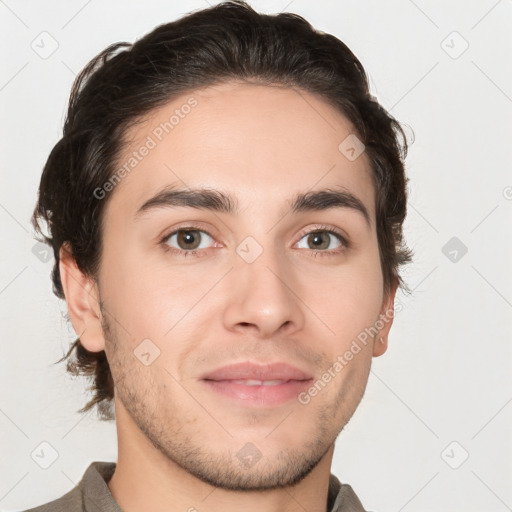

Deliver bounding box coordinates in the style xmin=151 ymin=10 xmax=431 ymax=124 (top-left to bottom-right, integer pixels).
xmin=329 ymin=473 xmax=373 ymax=512
xmin=18 ymin=485 xmax=84 ymax=512
xmin=18 ymin=461 xmax=118 ymax=512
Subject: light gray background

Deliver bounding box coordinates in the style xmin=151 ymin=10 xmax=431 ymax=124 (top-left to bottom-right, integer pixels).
xmin=1 ymin=1 xmax=511 ymax=511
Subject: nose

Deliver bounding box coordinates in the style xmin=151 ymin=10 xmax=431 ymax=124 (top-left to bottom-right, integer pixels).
xmin=222 ymin=244 xmax=305 ymax=339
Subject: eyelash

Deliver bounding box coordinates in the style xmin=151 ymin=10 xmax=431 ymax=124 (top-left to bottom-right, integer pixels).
xmin=159 ymin=223 xmax=350 ymax=259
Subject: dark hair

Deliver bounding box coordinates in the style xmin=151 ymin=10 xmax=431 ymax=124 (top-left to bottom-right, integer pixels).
xmin=32 ymin=0 xmax=413 ymax=420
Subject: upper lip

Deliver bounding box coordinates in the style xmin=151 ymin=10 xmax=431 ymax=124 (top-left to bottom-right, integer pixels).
xmin=201 ymin=361 xmax=313 ymax=381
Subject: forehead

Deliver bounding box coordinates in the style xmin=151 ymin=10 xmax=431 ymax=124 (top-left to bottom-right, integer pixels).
xmin=105 ymin=81 xmax=375 ymax=224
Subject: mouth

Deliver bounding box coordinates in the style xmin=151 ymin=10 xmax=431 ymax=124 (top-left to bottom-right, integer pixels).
xmin=200 ymin=361 xmax=314 ymax=406
xmin=228 ymin=379 xmax=289 ymax=386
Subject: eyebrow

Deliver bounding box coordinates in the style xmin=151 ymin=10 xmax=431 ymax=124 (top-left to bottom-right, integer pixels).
xmin=134 ymin=185 xmax=371 ymax=228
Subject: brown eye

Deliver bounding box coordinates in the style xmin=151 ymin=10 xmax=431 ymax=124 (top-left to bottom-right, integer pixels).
xmin=296 ymin=230 xmax=345 ymax=253
xmin=306 ymin=232 xmax=330 ymax=250
xmin=163 ymin=229 xmax=214 ymax=252
xmin=177 ymin=230 xmax=201 ymax=250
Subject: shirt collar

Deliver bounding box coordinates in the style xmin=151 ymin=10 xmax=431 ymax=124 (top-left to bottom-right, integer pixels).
xmin=82 ymin=461 xmax=366 ymax=512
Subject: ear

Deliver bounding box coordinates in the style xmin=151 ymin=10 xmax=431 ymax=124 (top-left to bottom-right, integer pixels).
xmin=59 ymin=243 xmax=105 ymax=352
xmin=372 ymin=276 xmax=399 ymax=357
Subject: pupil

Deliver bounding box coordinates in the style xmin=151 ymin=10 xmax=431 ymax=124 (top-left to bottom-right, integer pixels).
xmin=179 ymin=230 xmax=199 ymax=249
xmin=310 ymin=232 xmax=327 ymax=249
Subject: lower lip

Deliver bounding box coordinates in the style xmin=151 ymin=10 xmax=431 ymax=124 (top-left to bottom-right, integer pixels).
xmin=202 ymin=379 xmax=313 ymax=406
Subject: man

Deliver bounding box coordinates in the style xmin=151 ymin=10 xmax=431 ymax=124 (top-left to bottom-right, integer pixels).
xmin=27 ymin=1 xmax=413 ymax=511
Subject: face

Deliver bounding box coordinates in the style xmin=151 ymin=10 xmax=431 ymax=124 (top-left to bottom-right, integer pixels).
xmin=87 ymin=81 xmax=396 ymax=490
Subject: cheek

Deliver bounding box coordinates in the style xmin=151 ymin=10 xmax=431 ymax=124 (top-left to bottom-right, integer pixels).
xmin=102 ymin=247 xmax=218 ymax=348
xmin=99 ymin=247 xmax=177 ymax=341
xmin=306 ymin=251 xmax=383 ymax=343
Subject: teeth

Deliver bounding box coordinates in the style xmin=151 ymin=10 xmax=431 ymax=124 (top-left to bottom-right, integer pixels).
xmin=231 ymin=379 xmax=284 ymax=386
xmin=261 ymin=380 xmax=284 ymax=386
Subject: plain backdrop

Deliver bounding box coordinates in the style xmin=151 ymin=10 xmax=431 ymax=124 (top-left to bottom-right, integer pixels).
xmin=1 ymin=1 xmax=511 ymax=511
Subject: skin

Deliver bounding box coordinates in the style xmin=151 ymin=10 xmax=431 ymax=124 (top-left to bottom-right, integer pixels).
xmin=60 ymin=81 xmax=398 ymax=512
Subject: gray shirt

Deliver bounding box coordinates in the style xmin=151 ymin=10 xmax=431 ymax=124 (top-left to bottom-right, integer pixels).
xmin=21 ymin=461 xmax=368 ymax=512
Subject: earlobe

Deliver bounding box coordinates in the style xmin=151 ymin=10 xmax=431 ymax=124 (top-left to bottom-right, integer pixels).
xmin=59 ymin=243 xmax=106 ymax=353
xmin=372 ymin=277 xmax=399 ymax=357
xmin=373 ymin=335 xmax=388 ymax=357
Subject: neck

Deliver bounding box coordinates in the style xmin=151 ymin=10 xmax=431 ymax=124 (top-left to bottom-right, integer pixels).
xmin=107 ymin=398 xmax=335 ymax=512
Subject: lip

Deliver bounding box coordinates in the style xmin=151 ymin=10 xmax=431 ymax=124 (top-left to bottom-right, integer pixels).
xmin=201 ymin=361 xmax=313 ymax=381
xmin=201 ymin=361 xmax=313 ymax=406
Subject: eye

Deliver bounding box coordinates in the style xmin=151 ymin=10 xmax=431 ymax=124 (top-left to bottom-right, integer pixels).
xmin=295 ymin=227 xmax=348 ymax=256
xmin=159 ymin=224 xmax=349 ymax=259
xmin=161 ymin=227 xmax=215 ymax=257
